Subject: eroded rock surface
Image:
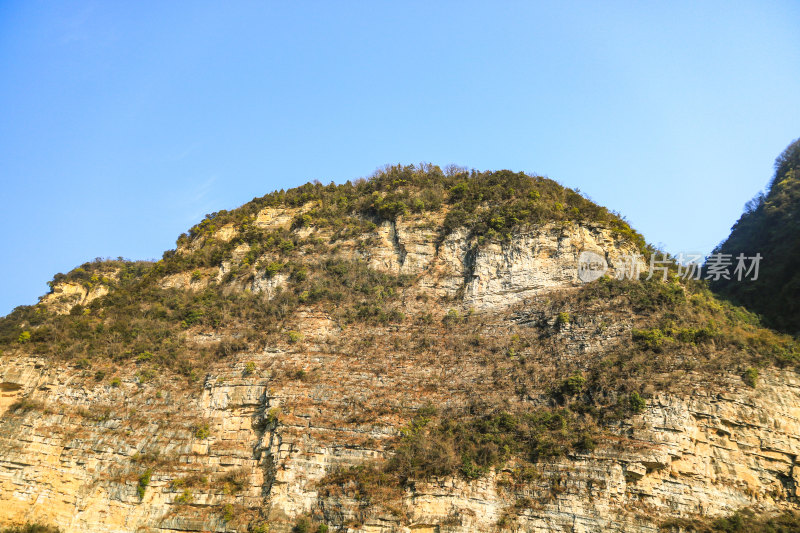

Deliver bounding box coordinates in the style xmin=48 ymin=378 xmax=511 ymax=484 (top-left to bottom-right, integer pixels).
xmin=1 ymin=207 xmax=795 ymax=532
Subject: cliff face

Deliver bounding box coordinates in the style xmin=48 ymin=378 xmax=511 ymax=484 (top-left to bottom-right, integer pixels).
xmin=1 ymin=169 xmax=798 ymax=532
xmin=3 ymin=350 xmax=800 ymax=533
xmin=164 ymin=212 xmax=640 ymax=310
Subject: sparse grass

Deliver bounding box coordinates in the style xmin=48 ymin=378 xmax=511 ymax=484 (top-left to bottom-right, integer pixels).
xmin=579 ymin=276 xmax=799 ymax=389
xmin=660 ymin=508 xmax=800 ymax=532
xmin=317 ymin=273 xmax=797 ymax=500
xmin=171 ymin=473 xmax=208 ymax=490
xmin=317 ymin=462 xmax=403 ymax=506
xmin=386 ymin=404 xmax=604 ymax=482
xmin=320 ymin=401 xmax=605 ymax=500
xmin=0 ymin=257 xmax=413 ymax=384
xmin=217 ymin=467 xmax=249 ymax=494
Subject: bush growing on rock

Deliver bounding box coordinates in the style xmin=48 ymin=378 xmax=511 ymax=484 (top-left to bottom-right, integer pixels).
xmin=743 ymin=367 xmax=759 ymax=388
xmin=137 ymin=469 xmax=152 ymax=500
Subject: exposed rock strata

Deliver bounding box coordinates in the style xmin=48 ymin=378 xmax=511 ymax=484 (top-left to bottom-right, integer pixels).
xmin=1 ymin=208 xmax=796 ymax=532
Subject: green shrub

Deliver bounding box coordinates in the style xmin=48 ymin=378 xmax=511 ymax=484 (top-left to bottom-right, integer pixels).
xmin=136 ymin=368 xmax=155 ymax=383
xmin=180 ymin=309 xmax=204 ymax=328
xmin=631 ymin=328 xmax=667 ymax=350
xmin=136 ymin=351 xmax=153 ymax=362
xmin=244 ymin=361 xmax=256 ymax=375
xmin=195 ymin=423 xmax=210 ymax=439
xmin=557 ymin=374 xmax=585 ymax=397
xmin=290 ymin=266 xmax=308 ymax=282
xmin=265 ymin=407 xmax=281 ymax=425
xmin=292 ymin=518 xmax=311 ymax=533
xmin=442 ymin=309 xmax=462 ymax=325
xmin=628 ymin=392 xmax=646 ymax=413
xmin=743 ymin=368 xmax=759 ymax=388
xmin=449 ymin=182 xmax=469 ymax=200
xmin=292 ymin=213 xmax=313 ymax=228
xmin=263 ymin=261 xmax=284 ymax=278
xmin=573 ymin=433 xmax=596 ymax=452
xmin=174 ymin=488 xmax=193 ymax=504
xmin=137 ymin=469 xmax=152 ymax=500
xmin=17 ymin=331 xmax=31 ymax=343
xmin=221 ymin=503 xmax=234 ymax=522
xmin=674 ymin=326 xmax=716 ymax=344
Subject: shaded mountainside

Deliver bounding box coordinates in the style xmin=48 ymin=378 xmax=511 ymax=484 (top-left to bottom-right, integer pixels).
xmin=711 ymin=138 xmax=800 ymax=336
xmin=0 ymin=165 xmax=799 ymax=533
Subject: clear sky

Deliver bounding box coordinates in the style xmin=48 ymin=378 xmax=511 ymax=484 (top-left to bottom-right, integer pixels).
xmin=1 ymin=1 xmax=798 ymax=315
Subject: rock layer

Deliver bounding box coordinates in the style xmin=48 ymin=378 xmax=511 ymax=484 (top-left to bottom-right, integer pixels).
xmin=1 ymin=208 xmax=796 ymax=532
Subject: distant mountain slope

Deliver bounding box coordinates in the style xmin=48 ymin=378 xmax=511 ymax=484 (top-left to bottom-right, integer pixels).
xmin=711 ymin=138 xmax=800 ymax=336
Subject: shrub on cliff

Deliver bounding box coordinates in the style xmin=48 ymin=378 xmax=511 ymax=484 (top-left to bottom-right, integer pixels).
xmin=137 ymin=469 xmax=152 ymax=499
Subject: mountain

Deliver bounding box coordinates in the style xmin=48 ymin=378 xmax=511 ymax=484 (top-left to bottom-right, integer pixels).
xmin=0 ymin=165 xmax=798 ymax=533
xmin=710 ymin=138 xmax=800 ymax=336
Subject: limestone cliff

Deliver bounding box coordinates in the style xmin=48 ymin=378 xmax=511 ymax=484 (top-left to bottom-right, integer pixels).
xmin=1 ymin=167 xmax=798 ymax=532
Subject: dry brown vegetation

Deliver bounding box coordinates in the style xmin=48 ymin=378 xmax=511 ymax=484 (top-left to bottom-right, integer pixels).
xmin=1 ymin=167 xmax=798 ymax=531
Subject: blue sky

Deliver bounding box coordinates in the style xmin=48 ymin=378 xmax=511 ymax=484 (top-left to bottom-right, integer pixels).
xmin=1 ymin=1 xmax=798 ymax=315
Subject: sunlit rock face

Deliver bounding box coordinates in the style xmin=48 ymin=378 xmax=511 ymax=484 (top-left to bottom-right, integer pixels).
xmin=1 ymin=201 xmax=795 ymax=533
